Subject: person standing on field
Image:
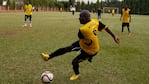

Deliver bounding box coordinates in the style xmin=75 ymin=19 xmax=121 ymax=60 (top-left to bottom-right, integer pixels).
xmin=22 ymin=2 xmax=32 ymax=28
xmin=120 ymin=5 xmax=131 ymax=36
xmin=70 ymin=6 xmax=76 ymax=15
xmin=112 ymin=9 xmax=115 ymax=16
xmin=40 ymin=10 xmax=120 ymax=81
xmin=97 ymin=8 xmax=102 ymax=19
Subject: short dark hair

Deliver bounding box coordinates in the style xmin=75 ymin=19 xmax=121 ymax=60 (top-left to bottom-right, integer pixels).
xmin=80 ymin=10 xmax=90 ymax=20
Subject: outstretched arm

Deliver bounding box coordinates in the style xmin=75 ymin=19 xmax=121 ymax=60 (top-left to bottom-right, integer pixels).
xmin=98 ymin=21 xmax=120 ymax=44
xmin=129 ymin=10 xmax=131 ymax=22
xmin=129 ymin=15 xmax=131 ymax=22
xmin=105 ymin=27 xmax=120 ymax=44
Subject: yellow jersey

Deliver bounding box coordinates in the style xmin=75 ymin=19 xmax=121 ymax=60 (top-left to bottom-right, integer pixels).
xmin=122 ymin=8 xmax=131 ymax=23
xmin=112 ymin=9 xmax=115 ymax=14
xmin=78 ymin=19 xmax=106 ymax=55
xmin=24 ymin=4 xmax=32 ymax=15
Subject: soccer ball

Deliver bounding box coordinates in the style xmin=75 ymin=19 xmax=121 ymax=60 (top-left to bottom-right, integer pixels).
xmin=41 ymin=71 xmax=54 ymax=83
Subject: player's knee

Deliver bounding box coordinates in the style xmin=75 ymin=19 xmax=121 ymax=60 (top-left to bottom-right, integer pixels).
xmin=65 ymin=46 xmax=73 ymax=52
xmin=72 ymin=60 xmax=78 ymax=66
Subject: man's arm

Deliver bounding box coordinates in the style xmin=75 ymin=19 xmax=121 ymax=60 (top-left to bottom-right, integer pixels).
xmin=129 ymin=9 xmax=131 ymax=22
xmin=129 ymin=15 xmax=131 ymax=22
xmin=98 ymin=21 xmax=120 ymax=44
xmin=105 ymin=27 xmax=120 ymax=44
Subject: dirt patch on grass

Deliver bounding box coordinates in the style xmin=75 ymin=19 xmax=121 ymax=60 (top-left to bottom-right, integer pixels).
xmin=0 ymin=29 xmax=23 ymax=37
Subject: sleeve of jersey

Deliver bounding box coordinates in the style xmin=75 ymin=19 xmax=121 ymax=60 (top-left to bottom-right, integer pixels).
xmin=78 ymin=29 xmax=84 ymax=39
xmin=98 ymin=21 xmax=107 ymax=31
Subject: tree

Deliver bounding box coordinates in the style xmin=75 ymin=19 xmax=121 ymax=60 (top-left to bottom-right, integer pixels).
xmin=1 ymin=0 xmax=149 ymax=14
xmin=0 ymin=0 xmax=2 ymax=5
xmin=122 ymin=0 xmax=149 ymax=14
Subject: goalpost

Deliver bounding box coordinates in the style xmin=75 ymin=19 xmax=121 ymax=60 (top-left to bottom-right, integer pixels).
xmin=103 ymin=7 xmax=119 ymax=14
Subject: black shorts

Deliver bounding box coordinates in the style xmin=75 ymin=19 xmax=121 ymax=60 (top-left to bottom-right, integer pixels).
xmin=122 ymin=23 xmax=129 ymax=27
xmin=25 ymin=15 xmax=32 ymax=21
xmin=71 ymin=41 xmax=97 ymax=57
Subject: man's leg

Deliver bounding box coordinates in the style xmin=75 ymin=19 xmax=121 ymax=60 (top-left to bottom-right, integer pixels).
xmin=70 ymin=52 xmax=85 ymax=80
xmin=41 ymin=41 xmax=80 ymax=61
xmin=23 ymin=15 xmax=27 ymax=27
xmin=121 ymin=23 xmax=124 ymax=33
xmin=127 ymin=23 xmax=131 ymax=36
xmin=29 ymin=15 xmax=32 ymax=27
xmin=41 ymin=45 xmax=74 ymax=61
xmin=49 ymin=46 xmax=73 ymax=59
xmin=70 ymin=50 xmax=96 ymax=80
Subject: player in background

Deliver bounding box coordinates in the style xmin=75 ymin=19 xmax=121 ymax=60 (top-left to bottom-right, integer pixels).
xmin=22 ymin=2 xmax=32 ymax=28
xmin=97 ymin=8 xmax=102 ymax=19
xmin=40 ymin=10 xmax=120 ymax=80
xmin=60 ymin=8 xmax=63 ymax=13
xmin=120 ymin=5 xmax=131 ymax=36
xmin=112 ymin=9 xmax=115 ymax=16
xmin=70 ymin=6 xmax=76 ymax=15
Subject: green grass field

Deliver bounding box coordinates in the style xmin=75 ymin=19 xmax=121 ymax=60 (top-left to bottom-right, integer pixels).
xmin=0 ymin=12 xmax=148 ymax=84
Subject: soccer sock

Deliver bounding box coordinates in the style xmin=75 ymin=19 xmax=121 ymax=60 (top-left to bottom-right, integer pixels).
xmin=29 ymin=21 xmax=32 ymax=25
xmin=24 ymin=21 xmax=27 ymax=25
xmin=128 ymin=27 xmax=130 ymax=33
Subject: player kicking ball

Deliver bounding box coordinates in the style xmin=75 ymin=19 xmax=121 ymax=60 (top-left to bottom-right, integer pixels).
xmin=41 ymin=10 xmax=120 ymax=80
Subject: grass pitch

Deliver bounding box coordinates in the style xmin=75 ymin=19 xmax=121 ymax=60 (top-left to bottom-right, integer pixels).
xmin=0 ymin=12 xmax=148 ymax=84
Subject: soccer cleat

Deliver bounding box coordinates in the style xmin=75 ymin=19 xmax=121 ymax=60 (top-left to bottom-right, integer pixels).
xmin=121 ymin=32 xmax=124 ymax=35
xmin=22 ymin=24 xmax=27 ymax=28
xmin=128 ymin=32 xmax=131 ymax=36
xmin=40 ymin=53 xmax=49 ymax=61
xmin=70 ymin=74 xmax=80 ymax=80
xmin=29 ymin=24 xmax=32 ymax=28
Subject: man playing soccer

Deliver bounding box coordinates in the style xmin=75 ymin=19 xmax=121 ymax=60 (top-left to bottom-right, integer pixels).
xmin=41 ymin=10 xmax=120 ymax=80
xmin=120 ymin=5 xmax=131 ymax=36
xmin=22 ymin=2 xmax=32 ymax=28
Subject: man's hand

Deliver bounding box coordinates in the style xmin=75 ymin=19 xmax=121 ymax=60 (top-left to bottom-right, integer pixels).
xmin=129 ymin=16 xmax=131 ymax=22
xmin=105 ymin=28 xmax=120 ymax=44
xmin=114 ymin=36 xmax=120 ymax=44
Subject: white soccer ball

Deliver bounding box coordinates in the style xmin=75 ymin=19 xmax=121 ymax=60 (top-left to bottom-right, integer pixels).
xmin=41 ymin=71 xmax=54 ymax=83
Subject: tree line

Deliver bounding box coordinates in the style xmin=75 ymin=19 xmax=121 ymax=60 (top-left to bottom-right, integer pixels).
xmin=0 ymin=0 xmax=149 ymax=15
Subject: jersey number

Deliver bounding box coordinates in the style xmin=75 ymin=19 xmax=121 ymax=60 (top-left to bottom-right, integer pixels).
xmin=93 ymin=29 xmax=97 ymax=36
